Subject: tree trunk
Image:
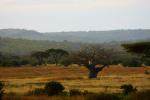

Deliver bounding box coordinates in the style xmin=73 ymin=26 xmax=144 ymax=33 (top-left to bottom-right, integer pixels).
xmin=86 ymin=64 xmax=106 ymax=79
xmin=88 ymin=69 xmax=99 ymax=78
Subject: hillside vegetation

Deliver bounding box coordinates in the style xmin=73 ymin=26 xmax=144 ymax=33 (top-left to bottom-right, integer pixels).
xmin=0 ymin=37 xmax=86 ymax=55
xmin=0 ymin=29 xmax=150 ymax=43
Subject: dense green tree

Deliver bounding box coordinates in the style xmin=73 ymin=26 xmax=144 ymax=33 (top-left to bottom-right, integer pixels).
xmin=122 ymin=41 xmax=150 ymax=65
xmin=46 ymin=49 xmax=69 ymax=66
xmin=31 ymin=51 xmax=47 ymax=65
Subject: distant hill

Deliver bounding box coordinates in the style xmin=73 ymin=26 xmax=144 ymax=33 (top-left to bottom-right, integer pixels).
xmin=0 ymin=29 xmax=150 ymax=43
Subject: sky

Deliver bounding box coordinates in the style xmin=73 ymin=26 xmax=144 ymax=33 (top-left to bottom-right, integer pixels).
xmin=0 ymin=0 xmax=150 ymax=32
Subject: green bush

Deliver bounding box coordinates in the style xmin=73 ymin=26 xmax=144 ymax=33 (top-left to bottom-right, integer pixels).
xmin=120 ymin=84 xmax=137 ymax=95
xmin=86 ymin=93 xmax=120 ymax=100
xmin=0 ymin=81 xmax=4 ymax=100
xmin=122 ymin=58 xmax=142 ymax=67
xmin=44 ymin=81 xmax=65 ymax=96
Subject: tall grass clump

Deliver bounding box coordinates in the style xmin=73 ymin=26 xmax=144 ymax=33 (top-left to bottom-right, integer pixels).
xmin=120 ymin=84 xmax=137 ymax=95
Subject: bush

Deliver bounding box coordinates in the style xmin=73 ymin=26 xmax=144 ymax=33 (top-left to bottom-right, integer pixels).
xmin=44 ymin=81 xmax=65 ymax=96
xmin=85 ymin=93 xmax=120 ymax=100
xmin=0 ymin=81 xmax=4 ymax=100
xmin=69 ymin=89 xmax=82 ymax=96
xmin=120 ymin=84 xmax=137 ymax=95
xmin=122 ymin=58 xmax=142 ymax=67
xmin=26 ymin=88 xmax=45 ymax=96
xmin=29 ymin=59 xmax=39 ymax=66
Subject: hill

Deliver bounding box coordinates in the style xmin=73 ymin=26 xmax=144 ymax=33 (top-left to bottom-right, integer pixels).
xmin=0 ymin=29 xmax=150 ymax=43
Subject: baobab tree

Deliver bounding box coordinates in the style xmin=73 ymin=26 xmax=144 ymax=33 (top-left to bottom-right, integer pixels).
xmin=73 ymin=45 xmax=115 ymax=78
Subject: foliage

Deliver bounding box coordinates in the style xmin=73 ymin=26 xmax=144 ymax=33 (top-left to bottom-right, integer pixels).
xmin=122 ymin=42 xmax=150 ymax=66
xmin=1 ymin=41 xmax=149 ymax=67
xmin=70 ymin=45 xmax=116 ymax=78
xmin=120 ymin=84 xmax=137 ymax=95
xmin=0 ymin=54 xmax=29 ymax=67
xmin=0 ymin=81 xmax=4 ymax=100
xmin=44 ymin=81 xmax=65 ymax=96
xmin=46 ymin=49 xmax=69 ymax=65
xmin=31 ymin=51 xmax=47 ymax=65
xmin=122 ymin=42 xmax=150 ymax=57
xmin=121 ymin=56 xmax=142 ymax=67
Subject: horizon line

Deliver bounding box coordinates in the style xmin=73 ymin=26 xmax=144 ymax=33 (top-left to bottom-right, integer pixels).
xmin=0 ymin=28 xmax=150 ymax=33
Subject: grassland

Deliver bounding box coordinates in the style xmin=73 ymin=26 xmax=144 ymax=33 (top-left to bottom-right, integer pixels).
xmin=0 ymin=65 xmax=150 ymax=94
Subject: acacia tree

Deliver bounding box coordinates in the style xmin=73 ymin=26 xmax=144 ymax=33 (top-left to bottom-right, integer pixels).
xmin=72 ymin=45 xmax=115 ymax=78
xmin=122 ymin=42 xmax=150 ymax=65
xmin=46 ymin=49 xmax=69 ymax=66
xmin=31 ymin=51 xmax=47 ymax=65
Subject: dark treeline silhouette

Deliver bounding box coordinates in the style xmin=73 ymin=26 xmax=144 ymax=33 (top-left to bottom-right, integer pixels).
xmin=0 ymin=42 xmax=149 ymax=71
xmin=0 ymin=42 xmax=150 ymax=79
xmin=31 ymin=49 xmax=69 ymax=66
xmin=122 ymin=41 xmax=150 ymax=65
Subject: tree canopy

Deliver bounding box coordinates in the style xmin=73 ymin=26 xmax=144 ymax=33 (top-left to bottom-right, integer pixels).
xmin=122 ymin=42 xmax=150 ymax=58
xmin=46 ymin=49 xmax=69 ymax=66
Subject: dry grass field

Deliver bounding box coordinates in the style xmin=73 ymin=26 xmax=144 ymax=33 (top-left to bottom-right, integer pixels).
xmin=0 ymin=65 xmax=150 ymax=94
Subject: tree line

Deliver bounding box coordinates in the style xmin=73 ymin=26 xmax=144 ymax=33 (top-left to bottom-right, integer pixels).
xmin=0 ymin=41 xmax=149 ymax=78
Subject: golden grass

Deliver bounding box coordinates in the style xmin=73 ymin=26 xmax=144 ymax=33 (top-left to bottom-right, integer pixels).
xmin=0 ymin=65 xmax=150 ymax=94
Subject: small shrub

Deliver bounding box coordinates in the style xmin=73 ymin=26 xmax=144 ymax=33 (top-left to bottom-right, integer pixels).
xmin=26 ymin=88 xmax=45 ymax=96
xmin=0 ymin=81 xmax=4 ymax=100
xmin=69 ymin=89 xmax=82 ymax=96
xmin=86 ymin=93 xmax=120 ymax=100
xmin=120 ymin=84 xmax=137 ymax=95
xmin=44 ymin=81 xmax=65 ymax=96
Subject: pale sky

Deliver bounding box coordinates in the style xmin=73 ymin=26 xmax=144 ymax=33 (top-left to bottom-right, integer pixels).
xmin=0 ymin=0 xmax=150 ymax=32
